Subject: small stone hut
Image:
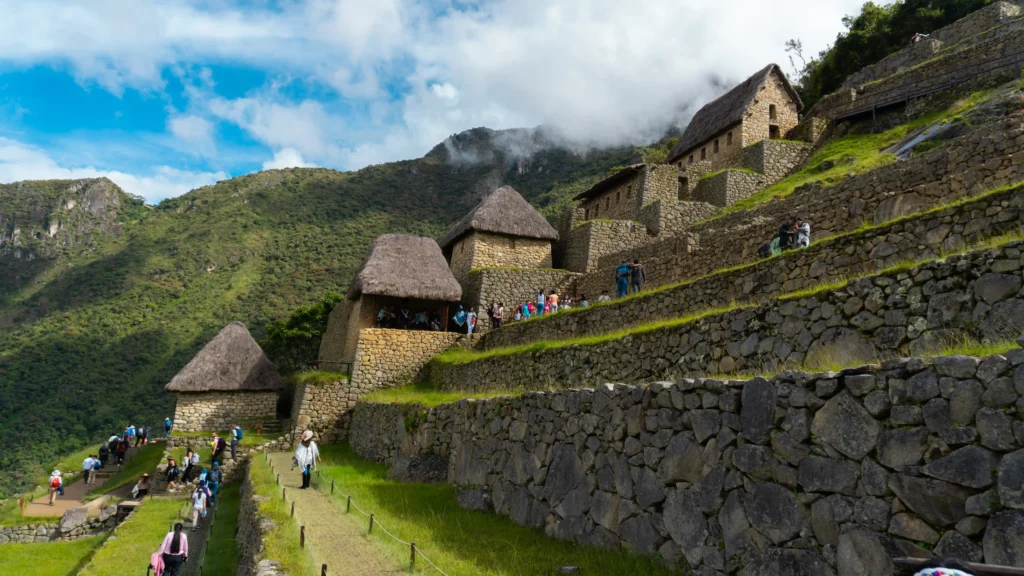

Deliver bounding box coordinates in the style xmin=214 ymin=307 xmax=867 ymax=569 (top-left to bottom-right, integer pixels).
xmin=666 ymin=63 xmax=803 ymax=173
xmin=318 ymin=234 xmax=463 ymax=365
xmin=440 ymin=185 xmax=559 ymax=285
xmin=166 ymin=321 xmax=284 ymax=432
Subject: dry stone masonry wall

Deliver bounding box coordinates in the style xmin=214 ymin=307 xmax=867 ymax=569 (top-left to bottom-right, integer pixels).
xmin=289 ymin=379 xmax=362 ymax=444
xmin=173 ymin=391 xmax=278 ymax=432
xmin=351 ymin=344 xmax=1024 ymax=573
xmin=449 ymin=231 xmax=552 ymax=286
xmin=0 ymin=505 xmax=123 ymax=543
xmin=350 ymin=329 xmax=469 ymax=391
xmin=480 ymin=184 xmax=1024 ymax=351
xmin=692 ymin=170 xmax=764 ymax=208
xmin=462 ymin=268 xmax=579 ymax=335
xmin=237 ymin=461 xmax=292 ymax=576
xmin=432 ymin=242 xmax=1024 ymax=391
xmin=741 ymin=140 xmax=812 ymax=188
xmin=564 ymin=220 xmax=649 ymax=273
xmin=637 ymin=200 xmax=719 ymax=237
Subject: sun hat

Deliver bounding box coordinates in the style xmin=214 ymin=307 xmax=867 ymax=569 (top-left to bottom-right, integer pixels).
xmin=301 ymin=430 xmax=314 ymax=441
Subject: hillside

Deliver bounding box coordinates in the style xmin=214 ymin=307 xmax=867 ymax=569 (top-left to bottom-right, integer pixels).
xmin=0 ymin=127 xmax=644 ymax=495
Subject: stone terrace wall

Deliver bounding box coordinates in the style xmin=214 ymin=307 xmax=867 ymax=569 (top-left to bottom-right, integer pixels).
xmin=742 ymin=140 xmax=811 ymax=188
xmin=637 ymin=200 xmax=718 ymax=237
xmin=692 ymin=170 xmax=764 ymax=208
xmin=350 ymin=329 xmax=468 ymax=391
xmin=352 ymin=347 xmax=1024 ymax=573
xmin=173 ymin=391 xmax=278 ymax=432
xmin=289 ymin=378 xmax=363 ymax=444
xmin=564 ymin=219 xmax=649 ymax=273
xmin=843 ymin=37 xmax=946 ymax=89
xmin=433 ymin=243 xmax=1024 ymax=391
xmin=586 ymin=114 xmax=1024 ymax=298
xmin=477 ymin=184 xmax=1024 ymax=352
xmin=462 ymin=268 xmax=579 ymax=336
xmin=237 ymin=460 xmax=293 ymax=576
xmin=0 ymin=505 xmax=122 ymax=543
xmin=932 ymin=1 xmax=1023 ymax=44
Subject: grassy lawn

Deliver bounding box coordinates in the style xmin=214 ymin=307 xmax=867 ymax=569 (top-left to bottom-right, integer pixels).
xmin=286 ymin=370 xmax=348 ymax=386
xmin=201 ymin=482 xmax=240 ymax=576
xmin=314 ymin=444 xmax=684 ymax=576
xmin=362 ymin=381 xmax=547 ymax=408
xmin=0 ymin=535 xmax=106 ymax=576
xmin=78 ymin=498 xmax=187 ymax=576
xmin=171 ymin=428 xmax=268 ymax=448
xmin=86 ymin=442 xmax=166 ymax=499
xmin=249 ymin=457 xmax=318 ymax=575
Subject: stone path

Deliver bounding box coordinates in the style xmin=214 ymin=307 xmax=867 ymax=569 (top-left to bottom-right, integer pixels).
xmin=268 ymin=452 xmax=403 ymax=576
xmin=22 ymin=446 xmax=140 ymax=517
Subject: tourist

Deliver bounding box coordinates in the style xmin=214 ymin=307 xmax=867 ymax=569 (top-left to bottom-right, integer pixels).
xmin=208 ymin=463 xmax=222 ymax=504
xmin=116 ymin=435 xmax=129 ymax=465
xmin=98 ymin=442 xmax=110 ymax=469
xmin=181 ymin=448 xmax=197 ymax=483
xmin=190 ymin=483 xmax=208 ymax=530
xmin=489 ymin=302 xmax=499 ymax=329
xmin=536 ymin=290 xmax=545 ymax=315
xmin=211 ymin=433 xmax=226 ymax=465
xmin=579 ymin=295 xmax=589 ymax=308
xmin=164 ymin=417 xmax=173 ymax=437
xmin=911 ymin=557 xmax=975 ymax=576
xmin=135 ymin=425 xmax=147 ymax=447
xmin=294 ymin=430 xmax=321 ymax=490
xmin=466 ymin=308 xmax=477 ymax=335
xmin=398 ymin=304 xmax=411 ymax=328
xmin=157 ymin=522 xmax=188 ymax=576
xmin=452 ymin=305 xmax=467 ymax=333
xmin=778 ymin=218 xmax=796 ymax=251
xmin=548 ymin=290 xmax=559 ymax=313
xmin=512 ymin=306 xmax=522 ymax=321
xmin=414 ymin=310 xmax=428 ymax=329
xmin=165 ymin=458 xmax=180 ymax=490
xmin=561 ymin=297 xmax=572 ymax=311
xmin=230 ymin=425 xmax=243 ymax=460
xmin=48 ymin=470 xmax=63 ymax=506
xmin=429 ymin=314 xmax=442 ymax=331
xmin=524 ymin=302 xmax=534 ymax=318
xmin=630 ymin=259 xmax=647 ymax=295
xmin=542 ymin=298 xmax=551 ymax=315
xmin=83 ymin=454 xmax=98 ymax=486
xmin=494 ymin=303 xmax=504 ymax=329
xmin=757 ymin=236 xmax=774 ymax=259
xmin=615 ymin=260 xmax=631 ymax=298
xmin=796 ymin=217 xmax=811 ymax=248
xmin=598 ymin=290 xmax=612 ymax=303
xmin=132 ymin=473 xmax=151 ymax=499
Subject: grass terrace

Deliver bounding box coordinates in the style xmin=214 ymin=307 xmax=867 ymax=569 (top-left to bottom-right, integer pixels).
xmin=78 ymin=498 xmax=187 ymax=576
xmin=85 ymin=442 xmax=165 ymax=499
xmin=698 ymin=167 xmax=760 ymax=181
xmin=314 ymin=444 xmax=684 ymax=576
xmin=170 ymin=428 xmax=267 ymax=448
xmin=285 ymin=370 xmax=348 ymax=386
xmin=248 ymin=456 xmax=318 ymax=575
xmin=362 ymin=381 xmax=551 ymax=408
xmin=0 ymin=535 xmax=106 ymax=576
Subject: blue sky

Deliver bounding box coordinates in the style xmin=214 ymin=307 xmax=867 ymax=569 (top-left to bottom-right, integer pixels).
xmin=0 ymin=0 xmax=862 ymax=203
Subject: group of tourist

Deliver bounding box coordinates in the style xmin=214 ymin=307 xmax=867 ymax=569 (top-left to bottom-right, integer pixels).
xmin=45 ymin=422 xmax=155 ymax=506
xmin=758 ymin=216 xmax=812 ymax=258
xmin=615 ymin=259 xmax=647 ymax=297
xmin=500 ymin=289 xmax=590 ymax=324
xmin=375 ymin=305 xmax=445 ymax=331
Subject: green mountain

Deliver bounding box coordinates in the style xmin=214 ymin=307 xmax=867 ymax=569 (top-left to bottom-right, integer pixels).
xmin=0 ymin=126 xmax=644 ymax=495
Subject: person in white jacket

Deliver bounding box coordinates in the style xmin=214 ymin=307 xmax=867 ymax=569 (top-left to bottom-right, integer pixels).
xmin=294 ymin=430 xmax=321 ymax=489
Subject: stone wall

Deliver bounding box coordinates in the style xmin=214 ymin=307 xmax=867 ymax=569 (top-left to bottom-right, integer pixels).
xmin=173 ymin=391 xmax=279 ymax=432
xmin=843 ymin=38 xmax=946 ymax=89
xmin=564 ymin=220 xmax=649 ymax=273
xmin=449 ymin=231 xmax=552 ymax=286
xmin=570 ymin=233 xmax=698 ymax=302
xmin=637 ymin=164 xmax=681 ymax=207
xmin=352 ymin=345 xmax=1024 ymax=573
xmin=742 ymin=140 xmax=811 ymax=188
xmin=932 ymin=1 xmax=1023 ymax=44
xmin=462 ymin=268 xmax=580 ymax=335
xmin=0 ymin=505 xmax=123 ymax=543
xmin=478 ymin=183 xmax=1024 ymax=352
xmin=743 ymin=72 xmax=801 ymax=147
xmin=692 ymin=170 xmax=764 ymax=208
xmin=586 ymin=111 xmax=1024 ymax=297
xmin=317 ymin=299 xmax=353 ymax=365
xmin=637 ymin=200 xmax=719 ymax=237
xmin=289 ymin=378 xmax=361 ymax=444
xmin=676 ymin=159 xmax=714 ymax=198
xmin=237 ymin=460 xmax=292 ymax=576
xmin=579 ymin=170 xmax=645 ymax=222
xmin=673 ymin=125 xmax=745 ymax=172
xmin=432 ymin=242 xmax=1024 ymax=392
xmin=350 ymin=329 xmax=468 ymax=391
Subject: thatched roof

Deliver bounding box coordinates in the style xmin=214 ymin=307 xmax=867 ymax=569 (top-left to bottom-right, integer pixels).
xmin=439 ymin=185 xmax=559 ymax=249
xmin=667 ymin=64 xmax=803 ymax=165
xmin=349 ymin=234 xmax=462 ymax=301
xmin=573 ymin=165 xmax=645 ymax=201
xmin=165 ymin=322 xmax=283 ymax=393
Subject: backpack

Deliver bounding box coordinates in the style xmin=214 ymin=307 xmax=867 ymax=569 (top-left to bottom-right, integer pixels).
xmin=92 ymin=460 xmax=101 ymax=470
xmin=234 ymin=428 xmax=243 ymax=440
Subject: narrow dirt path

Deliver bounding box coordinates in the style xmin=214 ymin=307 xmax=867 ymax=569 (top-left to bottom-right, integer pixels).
xmin=269 ymin=452 xmax=403 ymax=576
xmin=22 ymin=446 xmax=140 ymax=517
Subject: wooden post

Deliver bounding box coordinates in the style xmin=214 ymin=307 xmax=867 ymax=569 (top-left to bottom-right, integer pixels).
xmin=282 ymin=487 xmax=286 ymax=500
xmin=321 ymin=564 xmax=327 ymax=576
xmin=300 ymin=525 xmax=306 ymax=548
xmin=291 ymin=502 xmax=295 ymax=517
xmin=369 ymin=514 xmax=375 ymax=534
xmin=331 ymin=480 xmax=335 ymax=494
xmin=277 ymin=473 xmax=280 ymax=485
xmin=346 ymin=496 xmax=351 ymax=513
xmin=411 ymin=543 xmax=416 ymax=568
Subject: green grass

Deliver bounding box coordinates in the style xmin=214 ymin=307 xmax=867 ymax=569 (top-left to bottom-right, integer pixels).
xmin=314 ymin=443 xmax=684 ymax=576
xmin=698 ymin=167 xmax=759 ymax=181
xmin=930 ymin=336 xmax=1018 ymax=358
xmin=170 ymin=428 xmax=266 ymax=448
xmin=362 ymin=381 xmax=548 ymax=407
xmin=78 ymin=498 xmax=187 ymax=576
xmin=286 ymin=370 xmax=348 ymax=386
xmin=201 ymin=482 xmax=240 ymax=576
xmin=85 ymin=442 xmax=165 ymax=500
xmin=706 ymin=88 xmax=997 ymax=219
xmin=433 ymin=302 xmax=753 ymax=366
xmin=0 ymin=535 xmax=106 ymax=576
xmin=249 ymin=457 xmax=318 ymax=575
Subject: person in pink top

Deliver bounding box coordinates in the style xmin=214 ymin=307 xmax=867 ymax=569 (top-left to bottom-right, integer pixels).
xmin=157 ymin=522 xmax=188 ymax=576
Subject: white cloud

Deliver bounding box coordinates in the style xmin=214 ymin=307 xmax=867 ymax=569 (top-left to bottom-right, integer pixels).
xmin=209 ymin=97 xmax=344 ymax=161
xmin=168 ymin=114 xmax=215 ymax=153
xmin=0 ymin=137 xmax=226 ymax=203
xmin=262 ymin=148 xmax=316 ymax=170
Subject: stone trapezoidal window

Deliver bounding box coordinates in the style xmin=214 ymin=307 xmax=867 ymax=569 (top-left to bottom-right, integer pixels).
xmin=688 ymin=154 xmax=694 ymax=164
xmin=769 ymin=125 xmax=781 ymax=139
xmin=678 ymin=177 xmax=689 ymax=201
xmin=616 ymin=190 xmax=621 ymax=204
xmin=769 ymin=104 xmax=778 ymax=120
xmin=701 ymin=147 xmax=706 ymax=160
xmin=510 ymin=238 xmax=516 ymax=249
xmin=727 ymin=131 xmax=733 ymax=146
xmin=714 ymin=139 xmax=719 ymax=154
xmin=626 ymin=184 xmax=632 ymax=199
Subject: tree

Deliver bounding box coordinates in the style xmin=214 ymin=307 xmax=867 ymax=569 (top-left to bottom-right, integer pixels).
xmin=259 ymin=291 xmax=344 ymax=374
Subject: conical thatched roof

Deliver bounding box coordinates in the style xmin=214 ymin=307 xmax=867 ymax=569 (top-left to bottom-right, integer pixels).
xmin=439 ymin=185 xmax=559 ymax=250
xmin=165 ymin=322 xmax=283 ymax=392
xmin=667 ymin=64 xmax=802 ymax=165
xmin=348 ymin=234 xmax=462 ymax=301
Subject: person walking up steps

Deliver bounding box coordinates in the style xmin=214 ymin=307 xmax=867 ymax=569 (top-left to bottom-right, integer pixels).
xmin=211 ymin=433 xmax=226 ymax=465
xmin=181 ymin=448 xmax=197 ymax=483
xmin=294 ymin=430 xmax=321 ymax=489
xmin=190 ymin=483 xmax=208 ymax=530
xmin=82 ymin=455 xmax=97 ymax=486
xmin=207 ymin=463 xmax=222 ymax=505
xmin=157 ymin=522 xmax=188 ymax=576
xmin=48 ymin=470 xmax=63 ymax=506
xmin=230 ymin=424 xmax=242 ymax=460
xmin=98 ymin=442 xmax=110 ymax=469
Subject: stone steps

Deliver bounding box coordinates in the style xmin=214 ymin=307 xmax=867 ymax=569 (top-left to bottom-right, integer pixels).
xmin=431 ymin=237 xmax=1024 ymax=392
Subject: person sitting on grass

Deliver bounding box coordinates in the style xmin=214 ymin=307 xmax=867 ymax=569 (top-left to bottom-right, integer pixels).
xmin=132 ymin=473 xmax=151 ymax=499
xmin=597 ymin=290 xmax=612 ymax=303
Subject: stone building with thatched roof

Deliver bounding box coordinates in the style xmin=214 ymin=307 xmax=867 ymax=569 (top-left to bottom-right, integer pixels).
xmin=440 ymin=185 xmax=559 ymax=285
xmin=166 ymin=321 xmax=284 ymax=432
